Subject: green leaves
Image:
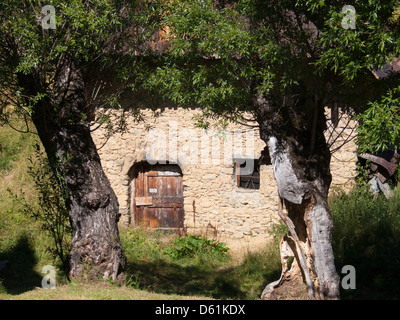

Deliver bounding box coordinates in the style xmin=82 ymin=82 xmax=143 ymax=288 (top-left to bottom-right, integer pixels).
xmin=158 ymin=0 xmax=400 ymax=116
xmin=356 ymin=86 xmax=400 ymax=153
xmin=164 ymin=234 xmax=229 ymax=260
xmin=146 ymin=1 xmax=260 ymax=120
xmin=16 ymin=144 xmax=71 ymax=270
xmin=316 ymin=0 xmax=400 ymax=82
xmin=166 ymin=0 xmax=252 ymax=61
xmin=0 ymin=0 xmax=165 ymax=129
xmin=55 ymin=0 xmax=121 ymax=60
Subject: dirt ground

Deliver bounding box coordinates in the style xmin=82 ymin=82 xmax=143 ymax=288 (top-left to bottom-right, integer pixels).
xmin=265 ymin=276 xmax=309 ymax=300
xmin=223 ymin=236 xmax=271 ymax=259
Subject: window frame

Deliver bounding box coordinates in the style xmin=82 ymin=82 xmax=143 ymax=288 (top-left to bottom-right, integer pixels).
xmin=234 ymin=157 xmax=260 ymax=190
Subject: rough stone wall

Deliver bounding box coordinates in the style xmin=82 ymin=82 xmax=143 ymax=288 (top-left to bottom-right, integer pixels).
xmin=91 ymin=107 xmax=357 ymax=241
xmin=325 ymin=108 xmax=358 ymax=192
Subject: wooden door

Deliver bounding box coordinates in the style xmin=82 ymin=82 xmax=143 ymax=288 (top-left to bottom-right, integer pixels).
xmin=132 ymin=163 xmax=184 ymax=230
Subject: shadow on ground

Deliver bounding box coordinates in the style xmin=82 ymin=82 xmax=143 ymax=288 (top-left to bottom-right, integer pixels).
xmin=125 ymin=256 xmax=281 ymax=300
xmin=126 ymin=260 xmax=245 ymax=299
xmin=0 ymin=234 xmax=43 ymax=295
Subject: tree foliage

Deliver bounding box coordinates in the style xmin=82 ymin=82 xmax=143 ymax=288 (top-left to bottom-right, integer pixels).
xmin=0 ymin=0 xmax=163 ymax=133
xmin=17 ymin=145 xmax=71 ymax=271
xmin=356 ymin=85 xmax=400 ymax=154
xmin=145 ymin=0 xmax=400 ymax=125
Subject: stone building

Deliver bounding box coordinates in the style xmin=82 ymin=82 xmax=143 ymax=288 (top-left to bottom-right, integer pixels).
xmin=91 ymin=106 xmax=357 ymax=242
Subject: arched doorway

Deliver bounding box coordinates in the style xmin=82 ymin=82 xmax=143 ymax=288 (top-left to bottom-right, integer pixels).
xmin=129 ymin=162 xmax=184 ymax=230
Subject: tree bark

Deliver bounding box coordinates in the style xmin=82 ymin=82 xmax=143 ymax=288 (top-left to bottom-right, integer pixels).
xmin=255 ymin=90 xmax=340 ymax=299
xmin=18 ymin=56 xmax=126 ymax=283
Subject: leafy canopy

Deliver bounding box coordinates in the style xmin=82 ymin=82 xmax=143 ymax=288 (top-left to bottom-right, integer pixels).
xmin=0 ymin=0 xmax=163 ymax=126
xmin=356 ymin=85 xmax=400 ymax=153
xmin=145 ymin=0 xmax=400 ymax=131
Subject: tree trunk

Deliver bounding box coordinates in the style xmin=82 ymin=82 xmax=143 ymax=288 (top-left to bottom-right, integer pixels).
xmin=18 ymin=56 xmax=126 ymax=283
xmin=62 ymin=123 xmax=126 ymax=283
xmin=255 ymin=90 xmax=340 ymax=300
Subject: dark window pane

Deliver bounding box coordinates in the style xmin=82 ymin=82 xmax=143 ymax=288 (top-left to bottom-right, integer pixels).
xmin=236 ymin=159 xmax=260 ymax=190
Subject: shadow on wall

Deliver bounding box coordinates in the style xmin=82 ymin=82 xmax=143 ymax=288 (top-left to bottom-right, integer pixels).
xmin=0 ymin=234 xmax=43 ymax=295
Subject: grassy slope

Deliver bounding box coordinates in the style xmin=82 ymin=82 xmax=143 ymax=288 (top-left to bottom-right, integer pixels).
xmin=0 ymin=282 xmax=209 ymax=300
xmin=330 ymin=187 xmax=400 ymax=300
xmin=0 ymin=124 xmax=54 ymax=297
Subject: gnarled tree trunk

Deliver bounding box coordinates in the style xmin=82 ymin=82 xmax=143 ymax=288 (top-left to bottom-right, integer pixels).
xmin=255 ymin=90 xmax=340 ymax=300
xmin=18 ymin=55 xmax=126 ymax=282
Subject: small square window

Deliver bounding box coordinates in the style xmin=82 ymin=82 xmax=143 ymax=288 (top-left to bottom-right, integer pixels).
xmin=235 ymin=158 xmax=260 ymax=190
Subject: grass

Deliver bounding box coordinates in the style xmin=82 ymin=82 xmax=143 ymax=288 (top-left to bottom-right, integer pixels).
xmin=330 ymin=187 xmax=400 ymax=299
xmin=0 ymin=225 xmax=283 ymax=300
xmin=121 ymin=227 xmax=282 ymax=300
xmin=0 ymin=280 xmax=209 ymax=300
xmin=0 ymin=124 xmax=63 ymax=297
xmin=0 ymin=123 xmax=40 ymax=219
